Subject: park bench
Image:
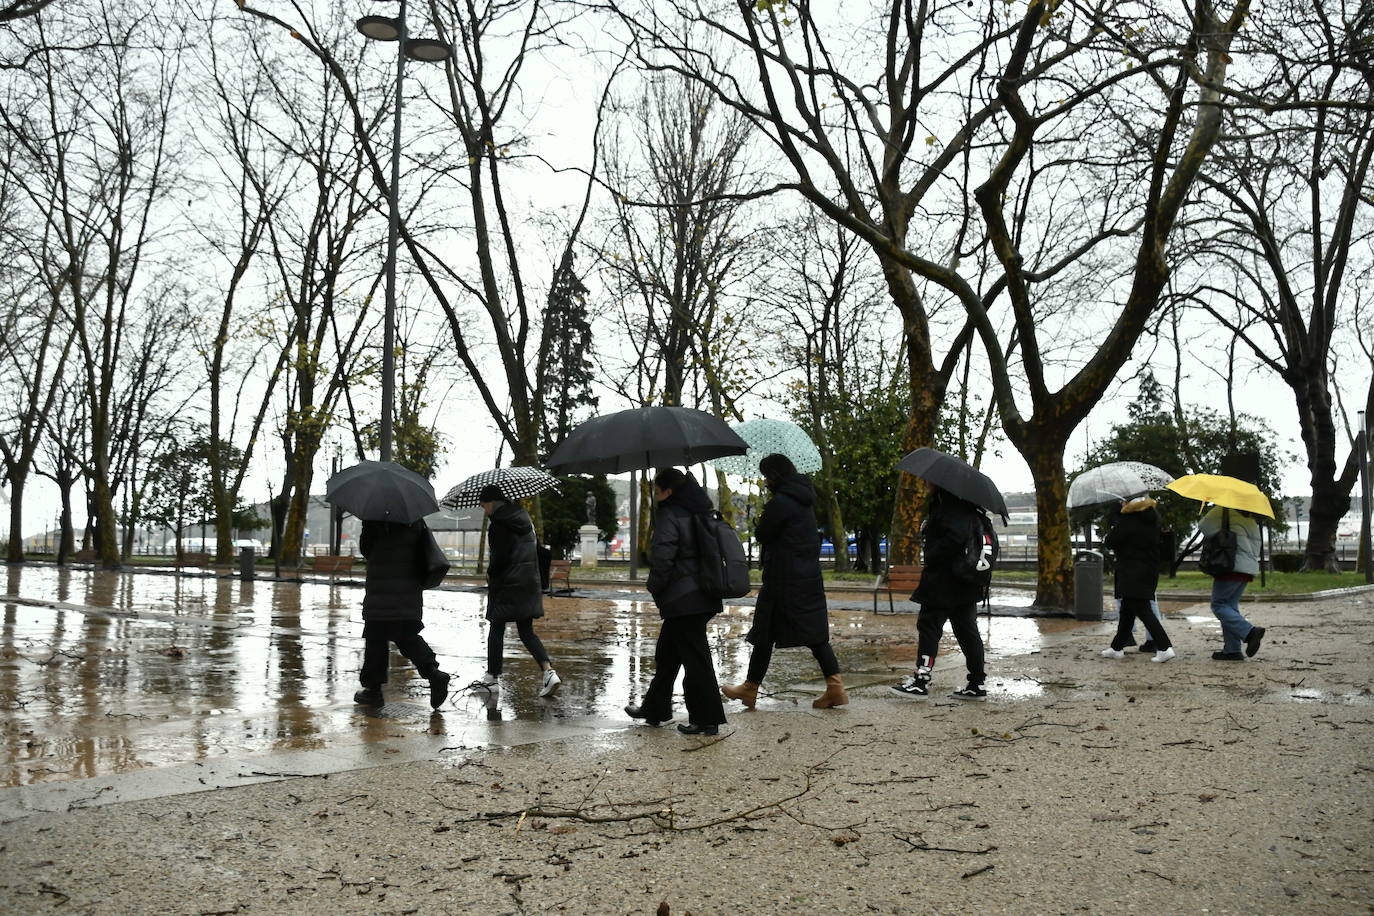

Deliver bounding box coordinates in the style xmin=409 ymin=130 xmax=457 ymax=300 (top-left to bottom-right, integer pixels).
xmin=872 ymin=564 xmax=922 ymax=614
xmin=547 ymin=559 xmax=573 ymax=596
xmin=71 ymin=549 xmax=97 ymax=563
xmin=179 ymin=552 xmax=212 ymax=569
xmin=309 ymin=555 xmax=356 ymax=577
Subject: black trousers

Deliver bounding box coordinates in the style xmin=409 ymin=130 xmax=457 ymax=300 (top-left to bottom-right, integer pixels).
xmin=916 ymin=602 xmax=986 ymax=686
xmin=360 ymin=620 xmax=439 ymax=687
xmin=744 ymin=615 xmax=839 ymax=683
xmin=1111 ymin=596 xmax=1172 ymax=650
xmin=487 ymin=618 xmax=550 ymax=675
xmin=639 ymin=613 xmax=727 ymax=726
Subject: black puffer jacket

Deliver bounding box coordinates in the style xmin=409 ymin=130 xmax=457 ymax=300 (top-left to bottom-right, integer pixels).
xmin=646 ymin=477 xmax=723 ymax=620
xmin=751 ymin=472 xmax=828 ymax=648
xmin=485 ymin=501 xmax=545 ymax=623
xmin=360 ymin=520 xmax=428 ymax=622
xmin=911 ymin=490 xmax=984 ymax=607
xmin=1103 ymin=497 xmax=1162 ymax=600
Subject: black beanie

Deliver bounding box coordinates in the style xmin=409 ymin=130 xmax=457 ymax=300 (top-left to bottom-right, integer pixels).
xmin=478 ymin=484 xmax=506 ymax=503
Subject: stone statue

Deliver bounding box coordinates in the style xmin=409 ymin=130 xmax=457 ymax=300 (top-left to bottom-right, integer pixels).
xmin=585 ymin=491 xmax=597 ymax=524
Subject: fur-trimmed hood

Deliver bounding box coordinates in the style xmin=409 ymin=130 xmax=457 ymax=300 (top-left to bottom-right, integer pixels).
xmin=1121 ymin=496 xmax=1158 ymax=513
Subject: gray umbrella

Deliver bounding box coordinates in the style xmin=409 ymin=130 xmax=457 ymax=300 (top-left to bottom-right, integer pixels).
xmin=441 ymin=467 xmax=561 ymax=508
xmin=545 ymin=406 xmax=748 ymax=474
xmin=325 ymin=460 xmax=438 ymax=522
xmin=895 ymin=447 xmax=1009 ymax=522
xmin=1067 ymin=461 xmax=1174 ymax=508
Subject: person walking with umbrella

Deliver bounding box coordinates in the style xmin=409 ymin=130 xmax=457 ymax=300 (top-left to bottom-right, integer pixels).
xmin=1199 ymin=504 xmax=1266 ymax=660
xmin=473 ymin=485 xmax=560 ymax=696
xmin=624 ymin=468 xmax=728 ymax=735
xmin=721 ymin=453 xmax=847 ymax=710
xmin=328 ymin=461 xmax=452 ymax=711
xmin=891 ymin=486 xmax=991 ymax=701
xmin=1099 ymin=496 xmax=1176 ymax=663
xmin=353 ymin=517 xmax=452 ymax=710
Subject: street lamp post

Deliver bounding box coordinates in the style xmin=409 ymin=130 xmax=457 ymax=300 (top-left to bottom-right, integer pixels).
xmin=357 ymin=1 xmax=450 ymax=463
xmin=1359 ymin=410 xmax=1372 ymax=583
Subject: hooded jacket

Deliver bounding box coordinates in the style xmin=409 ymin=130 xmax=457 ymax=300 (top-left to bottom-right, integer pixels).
xmin=1103 ymin=496 xmax=1162 ymax=600
xmin=360 ymin=520 xmax=428 ymax=621
xmin=911 ymin=489 xmax=985 ymax=607
xmin=646 ymin=475 xmax=723 ymax=619
xmin=485 ymin=501 xmax=545 ymax=622
xmin=751 ymin=472 xmax=829 ymax=648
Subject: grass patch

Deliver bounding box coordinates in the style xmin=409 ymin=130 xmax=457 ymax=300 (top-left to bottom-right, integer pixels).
xmin=993 ymin=568 xmax=1368 ymax=595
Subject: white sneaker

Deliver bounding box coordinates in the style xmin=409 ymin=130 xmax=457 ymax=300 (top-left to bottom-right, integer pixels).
xmin=1100 ymin=647 xmax=1126 ymax=659
xmin=1150 ymin=647 xmax=1176 ymax=664
xmin=469 ymin=672 xmax=498 ymax=689
xmin=539 ymin=668 xmax=561 ymax=697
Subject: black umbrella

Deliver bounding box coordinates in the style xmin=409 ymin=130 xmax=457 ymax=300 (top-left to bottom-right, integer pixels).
xmin=545 ymin=406 xmax=748 ymax=474
xmin=895 ymin=447 xmax=1009 ymax=523
xmin=325 ymin=460 xmax=439 ymax=522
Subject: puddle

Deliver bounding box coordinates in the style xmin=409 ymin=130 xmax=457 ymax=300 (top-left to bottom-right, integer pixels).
xmin=0 ymin=565 xmax=1189 ymax=786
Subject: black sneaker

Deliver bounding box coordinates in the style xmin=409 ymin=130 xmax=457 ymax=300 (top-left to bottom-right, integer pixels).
xmin=1138 ymin=641 xmax=1157 ymax=653
xmin=624 ymin=704 xmax=667 ymax=727
xmin=1244 ymin=626 xmax=1266 ymax=658
xmin=890 ymin=674 xmax=931 ymax=699
xmin=1211 ymin=651 xmax=1245 ymax=661
xmin=949 ymin=684 xmax=988 ymax=701
xmin=677 ymin=722 xmax=719 ymax=736
xmin=353 ymin=686 xmax=384 ymax=706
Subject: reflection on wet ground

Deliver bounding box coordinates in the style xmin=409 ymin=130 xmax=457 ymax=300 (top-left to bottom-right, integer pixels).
xmin=0 ymin=565 xmax=1170 ymax=789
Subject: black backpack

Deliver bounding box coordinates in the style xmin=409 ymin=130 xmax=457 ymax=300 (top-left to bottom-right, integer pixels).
xmin=692 ymin=511 xmax=751 ymax=599
xmin=1197 ymin=508 xmax=1238 ymax=577
xmin=951 ymin=511 xmax=999 ymax=606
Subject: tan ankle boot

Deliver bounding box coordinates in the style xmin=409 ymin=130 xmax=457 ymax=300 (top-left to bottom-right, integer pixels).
xmin=812 ymin=674 xmax=849 ymax=709
xmin=721 ymin=680 xmax=759 ymax=708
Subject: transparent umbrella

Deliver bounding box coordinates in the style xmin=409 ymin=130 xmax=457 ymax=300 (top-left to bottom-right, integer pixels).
xmin=708 ymin=419 xmax=823 ymax=477
xmin=1068 ymin=461 xmax=1175 ymax=508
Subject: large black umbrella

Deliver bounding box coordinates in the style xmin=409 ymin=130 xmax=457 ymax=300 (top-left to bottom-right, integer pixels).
xmin=545 ymin=406 xmax=748 ymax=474
xmin=325 ymin=460 xmax=439 ymax=522
xmin=895 ymin=447 xmax=1009 ymax=522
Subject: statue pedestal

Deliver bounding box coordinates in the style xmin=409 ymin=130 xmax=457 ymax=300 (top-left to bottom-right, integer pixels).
xmin=578 ymin=525 xmax=600 ymax=568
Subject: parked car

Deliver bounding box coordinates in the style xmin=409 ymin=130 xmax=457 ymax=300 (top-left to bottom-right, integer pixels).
xmin=819 ymin=537 xmax=887 ymax=558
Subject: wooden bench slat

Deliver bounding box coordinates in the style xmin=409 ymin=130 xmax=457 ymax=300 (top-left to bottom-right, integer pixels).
xmin=547 ymin=559 xmax=573 ymax=595
xmin=873 ymin=564 xmax=922 ymax=614
xmin=310 ymin=555 xmax=356 ymax=574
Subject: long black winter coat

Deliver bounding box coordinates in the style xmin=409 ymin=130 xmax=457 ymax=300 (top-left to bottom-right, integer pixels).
xmin=911 ymin=491 xmax=984 ymax=608
xmin=360 ymin=520 xmax=428 ymax=622
xmin=1103 ymin=498 xmax=1162 ymax=600
xmin=751 ymin=473 xmax=829 ymax=648
xmin=646 ymin=479 xmax=723 ymax=620
xmin=485 ymin=501 xmax=545 ymax=623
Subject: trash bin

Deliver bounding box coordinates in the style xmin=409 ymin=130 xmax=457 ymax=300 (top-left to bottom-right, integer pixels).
xmin=536 ymin=544 xmax=552 ymax=592
xmin=1073 ymin=549 xmax=1103 ymax=620
xmin=239 ymin=546 xmax=255 ymax=581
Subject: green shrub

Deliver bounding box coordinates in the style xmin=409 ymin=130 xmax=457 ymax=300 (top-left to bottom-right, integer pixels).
xmin=1271 ymin=553 xmax=1304 ymax=573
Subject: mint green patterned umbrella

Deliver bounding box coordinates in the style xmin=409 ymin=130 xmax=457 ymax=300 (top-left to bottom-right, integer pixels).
xmin=708 ymin=419 xmax=823 ymax=477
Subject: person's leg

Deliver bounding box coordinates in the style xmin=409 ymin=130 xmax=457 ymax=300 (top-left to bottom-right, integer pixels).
xmin=1130 ymin=597 xmax=1171 ymax=650
xmin=1210 ymin=579 xmax=1251 ymax=654
xmin=638 ymin=618 xmax=683 ymax=722
xmin=359 ymin=623 xmax=391 ymax=687
xmin=724 ymin=613 xmax=770 ymax=707
xmin=514 ymin=618 xmax=551 ymax=669
xmin=744 ymin=641 xmax=774 ymax=684
xmin=487 ymin=620 xmax=507 ymax=676
xmin=947 ymin=604 xmax=986 ymax=686
xmin=390 ymin=620 xmax=440 ymax=677
xmin=915 ymin=605 xmax=950 ymax=672
xmin=810 ymin=643 xmax=840 ymax=678
xmin=678 ymin=613 xmax=726 ymax=726
xmin=1110 ymin=601 xmax=1140 ymax=652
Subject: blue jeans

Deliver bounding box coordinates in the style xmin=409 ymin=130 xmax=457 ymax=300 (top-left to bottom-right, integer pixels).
xmin=1210 ymin=578 xmax=1253 ymax=653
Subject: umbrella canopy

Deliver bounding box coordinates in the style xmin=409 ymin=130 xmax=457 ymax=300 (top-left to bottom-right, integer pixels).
xmin=325 ymin=460 xmax=438 ymax=523
xmin=708 ymin=418 xmax=823 ymax=477
xmin=1067 ymin=461 xmax=1175 ymax=508
xmin=545 ymin=406 xmax=748 ymax=474
xmin=1166 ymin=473 xmax=1275 ymax=519
xmin=895 ymin=447 xmax=1009 ymax=522
xmin=440 ymin=467 xmax=561 ymax=508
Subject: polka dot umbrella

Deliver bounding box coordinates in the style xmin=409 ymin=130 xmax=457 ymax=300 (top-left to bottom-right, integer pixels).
xmin=708 ymin=419 xmax=823 ymax=478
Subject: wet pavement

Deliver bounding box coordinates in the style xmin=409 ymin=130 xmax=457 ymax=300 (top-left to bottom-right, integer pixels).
xmin=0 ymin=564 xmax=1152 ymax=809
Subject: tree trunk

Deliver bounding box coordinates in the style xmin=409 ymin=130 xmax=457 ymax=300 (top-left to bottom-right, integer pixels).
xmin=281 ymin=465 xmax=314 ymax=567
xmin=6 ymin=474 xmax=23 ymax=562
xmin=58 ymin=476 xmax=74 ymax=563
xmin=90 ymin=454 xmax=120 ymax=570
xmin=1024 ymin=438 xmax=1073 ymax=608
xmin=1304 ymin=478 xmax=1349 ymax=573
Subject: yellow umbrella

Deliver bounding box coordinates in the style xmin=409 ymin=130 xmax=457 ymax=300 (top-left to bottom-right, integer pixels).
xmin=1166 ymin=474 xmax=1275 ymax=519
